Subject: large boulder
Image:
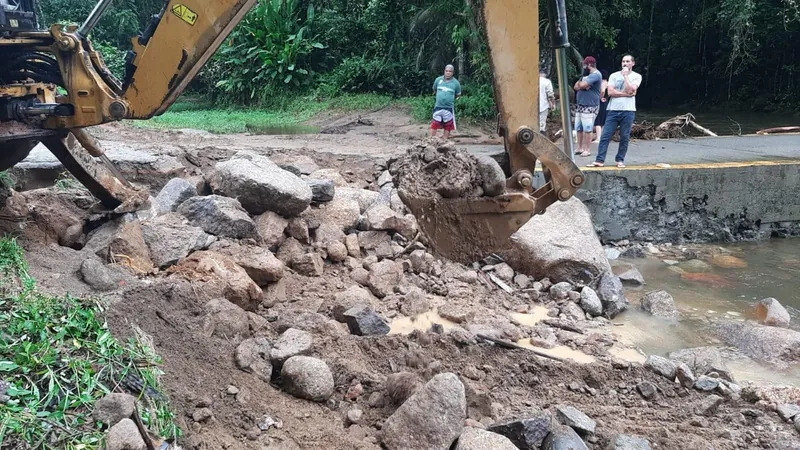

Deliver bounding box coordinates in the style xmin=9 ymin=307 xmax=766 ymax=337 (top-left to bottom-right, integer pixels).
xmin=381 ymin=373 xmax=466 ymax=450
xmin=154 ymin=177 xmax=196 ymax=214
xmin=713 ymin=321 xmax=800 ymax=368
xmin=500 ymin=198 xmax=610 ymax=285
xmin=177 ymin=195 xmax=257 ymax=240
xmin=281 ymin=356 xmax=334 ymax=402
xmin=640 ymin=290 xmax=678 ymax=320
xmin=754 ymin=298 xmax=791 ymax=328
xmin=140 ymin=213 xmax=216 ymax=268
xmin=210 ymin=153 xmax=312 ymax=217
xmin=170 ymin=251 xmax=263 ymax=311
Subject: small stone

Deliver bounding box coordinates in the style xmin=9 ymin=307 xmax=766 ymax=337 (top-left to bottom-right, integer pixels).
xmin=293 ymin=252 xmax=324 ymax=277
xmin=555 ymin=405 xmax=596 ymax=435
xmin=488 ymin=414 xmax=552 ymax=449
xmin=343 ymin=306 xmax=390 ymax=336
xmin=645 ymin=355 xmax=677 ymax=380
xmin=327 ymin=241 xmax=348 ymax=262
xmin=605 ymin=248 xmax=621 ymax=260
xmin=542 ymin=425 xmax=589 ymax=450
xmin=345 ymin=233 xmax=361 ymax=257
xmin=351 ymin=267 xmax=370 ymax=286
xmin=755 ymin=298 xmax=791 ymax=328
xmin=93 ymin=393 xmax=136 ymax=426
xmin=281 ymin=356 xmax=334 ymax=402
xmin=617 ymin=266 xmax=645 ymax=286
xmin=676 ymin=363 xmax=695 ymax=388
xmin=347 ymin=408 xmax=364 ymax=425
xmin=270 ymin=328 xmax=313 ymax=365
xmin=439 ymin=304 xmax=474 ymax=324
xmin=641 ymin=290 xmax=678 ymax=320
xmin=777 ymin=404 xmax=800 ymax=422
xmin=226 ymin=385 xmax=239 ymax=395
xmin=307 ymin=179 xmax=335 ymax=203
xmin=549 ymin=282 xmax=573 ymax=299
xmin=106 ymin=418 xmax=146 ymax=450
xmin=695 ymin=394 xmax=724 ymax=416
xmin=457 ymin=270 xmax=479 ymax=284
xmin=579 ymin=287 xmax=603 ymax=316
xmin=694 ymin=376 xmax=720 ymax=392
xmin=637 ymin=382 xmax=657 ymax=400
xmin=246 ymin=428 xmax=261 ymax=441
xmin=193 ymin=408 xmax=214 ymax=422
xmin=606 ymin=434 xmax=653 ymax=450
xmin=597 ymin=273 xmax=628 ymax=318
xmin=493 ymin=263 xmax=515 ymax=281
xmin=287 ymin=218 xmax=310 ymax=244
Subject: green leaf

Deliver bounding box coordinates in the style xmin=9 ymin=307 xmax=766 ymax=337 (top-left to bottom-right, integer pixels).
xmin=284 ymin=74 xmax=293 ymax=84
xmin=0 ymin=361 xmax=18 ymax=371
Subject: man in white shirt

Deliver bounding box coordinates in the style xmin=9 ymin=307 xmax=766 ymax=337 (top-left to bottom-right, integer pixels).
xmin=588 ymin=55 xmax=642 ymax=168
xmin=539 ymin=69 xmax=555 ymax=134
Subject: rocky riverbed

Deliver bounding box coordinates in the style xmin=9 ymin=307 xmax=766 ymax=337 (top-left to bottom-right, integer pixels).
xmin=2 ymin=122 xmax=799 ymax=449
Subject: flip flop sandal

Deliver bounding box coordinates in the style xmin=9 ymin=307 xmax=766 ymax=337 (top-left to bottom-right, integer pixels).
xmin=579 ymin=151 xmax=591 ymax=157
xmin=616 ymin=162 xmax=626 ymax=168
xmin=586 ymin=162 xmax=604 ymax=167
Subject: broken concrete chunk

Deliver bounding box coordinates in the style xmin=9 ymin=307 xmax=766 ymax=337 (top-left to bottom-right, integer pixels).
xmin=178 ymin=195 xmax=257 ymax=240
xmin=154 ymin=177 xmax=196 ymax=214
xmin=211 ymin=154 xmax=312 ymax=217
xmin=343 ymin=306 xmax=390 ymax=336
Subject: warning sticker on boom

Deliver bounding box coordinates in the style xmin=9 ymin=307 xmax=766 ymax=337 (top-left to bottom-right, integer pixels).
xmin=171 ymin=4 xmax=198 ymax=25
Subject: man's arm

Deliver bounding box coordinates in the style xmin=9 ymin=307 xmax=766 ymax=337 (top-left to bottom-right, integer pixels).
xmin=607 ymin=75 xmax=633 ymax=97
xmin=574 ymin=79 xmax=589 ymax=91
xmin=545 ymin=81 xmax=555 ymax=107
xmin=623 ymin=73 xmax=640 ymax=95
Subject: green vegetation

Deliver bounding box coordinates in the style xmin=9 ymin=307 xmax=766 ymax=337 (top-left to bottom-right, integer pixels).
xmin=0 ymin=237 xmax=179 ymax=449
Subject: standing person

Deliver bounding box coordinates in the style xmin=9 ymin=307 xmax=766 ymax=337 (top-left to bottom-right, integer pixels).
xmin=592 ymin=70 xmax=609 ymax=143
xmin=430 ymin=64 xmax=461 ymax=140
xmin=539 ymin=69 xmax=555 ymax=134
xmin=572 ymin=56 xmax=602 ymax=157
xmin=588 ymin=55 xmax=642 ymax=168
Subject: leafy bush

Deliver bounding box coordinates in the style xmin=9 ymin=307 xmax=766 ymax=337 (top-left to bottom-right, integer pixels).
xmin=92 ymin=41 xmax=126 ymax=80
xmin=215 ymin=0 xmax=325 ymax=102
xmin=318 ymin=56 xmax=431 ymax=98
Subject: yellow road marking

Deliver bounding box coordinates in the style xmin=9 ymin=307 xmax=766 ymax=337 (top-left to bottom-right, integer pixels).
xmin=578 ymin=159 xmax=800 ymax=171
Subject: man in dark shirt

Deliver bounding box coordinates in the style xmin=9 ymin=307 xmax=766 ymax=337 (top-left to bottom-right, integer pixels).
xmin=573 ymin=56 xmax=602 ymax=157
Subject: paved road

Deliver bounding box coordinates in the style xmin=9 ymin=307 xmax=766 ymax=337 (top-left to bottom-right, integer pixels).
xmin=465 ymin=134 xmax=800 ymax=167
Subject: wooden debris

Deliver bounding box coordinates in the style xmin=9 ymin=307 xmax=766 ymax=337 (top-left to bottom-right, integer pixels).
xmin=488 ymin=273 xmax=514 ymax=293
xmin=542 ymin=319 xmax=585 ymax=334
xmin=476 ymin=333 xmax=565 ymax=362
xmin=756 ymin=126 xmax=800 ymax=135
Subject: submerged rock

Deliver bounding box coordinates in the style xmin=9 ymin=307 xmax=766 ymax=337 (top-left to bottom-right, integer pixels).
xmin=754 ymin=297 xmax=791 ymax=328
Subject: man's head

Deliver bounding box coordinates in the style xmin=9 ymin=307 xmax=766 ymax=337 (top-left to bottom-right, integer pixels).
xmin=444 ymin=65 xmax=455 ymax=79
xmin=621 ymin=55 xmax=635 ymax=71
xmin=582 ymin=56 xmax=597 ymax=69
xmin=539 ymin=68 xmax=548 ymax=77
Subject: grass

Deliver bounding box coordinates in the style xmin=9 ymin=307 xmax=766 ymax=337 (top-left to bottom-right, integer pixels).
xmin=135 ymin=93 xmax=396 ymax=133
xmin=0 ymin=237 xmax=179 ymax=449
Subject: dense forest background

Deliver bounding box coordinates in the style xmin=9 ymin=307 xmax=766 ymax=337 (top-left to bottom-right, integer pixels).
xmin=37 ymin=0 xmax=800 ymax=114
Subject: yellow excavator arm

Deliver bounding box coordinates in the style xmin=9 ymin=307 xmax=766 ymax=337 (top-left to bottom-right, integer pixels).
xmin=0 ymin=0 xmax=582 ymax=259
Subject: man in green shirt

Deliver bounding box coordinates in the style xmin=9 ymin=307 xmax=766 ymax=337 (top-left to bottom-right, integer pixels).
xmin=430 ymin=64 xmax=462 ymax=139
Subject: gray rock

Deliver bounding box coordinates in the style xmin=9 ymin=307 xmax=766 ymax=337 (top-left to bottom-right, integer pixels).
xmin=80 ymin=257 xmax=124 ymax=291
xmin=409 ymin=250 xmax=435 ymax=274
xmin=343 ymin=306 xmax=390 ymax=336
xmin=493 ymin=263 xmax=515 ymax=282
xmin=755 ymin=297 xmax=791 ymax=328
xmin=487 ymin=414 xmax=551 ymax=449
xmin=381 ymin=373 xmax=466 ymax=450
xmin=597 ymin=273 xmax=629 ymax=318
xmin=679 ymin=259 xmax=712 ymax=273
xmin=645 ymin=355 xmax=677 ymax=380
xmin=303 ymin=196 xmax=361 ymax=232
xmin=293 ymin=253 xmax=324 ymax=277
xmin=307 ymin=179 xmax=335 ymax=203
xmin=676 ymin=363 xmax=696 ymax=388
xmin=363 ymin=204 xmax=417 ymax=239
xmin=141 ymin=214 xmax=216 ymax=268
xmin=315 ymin=222 xmax=346 ymax=246
xmin=694 ymin=394 xmax=724 ymax=416
xmin=346 ymin=408 xmax=364 ymax=425
xmin=211 ymin=154 xmax=312 ymax=217
xmin=694 ymin=376 xmax=720 ymax=391
xmin=605 ymin=248 xmax=621 ymax=260
xmin=331 ymin=285 xmax=377 ymax=322
xmin=475 ymin=155 xmax=506 ymax=197
xmin=377 ymin=170 xmax=394 ymax=188
xmin=93 ymin=393 xmax=135 ymax=426
xmin=713 ymin=321 xmax=800 ymax=368
xmin=235 ymin=337 xmax=273 ymax=382
xmin=106 ymin=418 xmax=145 ymax=450
xmin=286 ymin=218 xmax=310 ymax=243
xmin=514 ymin=273 xmax=531 ymax=289
xmin=399 ymin=288 xmax=431 ymax=316
xmin=555 ymin=405 xmax=596 ymax=435
xmin=270 ymin=328 xmax=313 ymax=365
xmin=326 ymin=241 xmax=348 ymax=262
xmin=542 ymin=425 xmax=589 ymax=450
xmin=640 ymin=290 xmax=678 ymax=320
xmin=617 ymin=267 xmax=645 ymax=286
xmin=777 ymin=404 xmax=800 ymax=422
xmin=456 ymin=427 xmax=518 ymax=450
xmin=178 ymin=195 xmax=257 ymax=239
xmin=795 ymin=416 xmax=799 ymax=433
xmin=549 ymin=282 xmax=573 ymax=300
xmin=621 ymin=247 xmax=646 ymax=259
xmin=336 ymin=187 xmax=380 ymax=214
xmin=367 ymin=259 xmax=403 ymax=298
xmin=154 ymin=178 xmax=196 ymax=214
xmin=275 ymin=154 xmax=319 ymax=175
xmin=281 ymin=356 xmax=334 ymax=402
xmin=253 ymin=211 xmax=288 ymax=250
xmin=580 ymin=287 xmax=603 ymax=316
xmin=561 ymin=302 xmax=586 ymax=321
xmin=668 ymin=347 xmax=726 ymax=376
xmin=637 ymin=381 xmax=657 ymax=400
xmin=501 ymin=197 xmax=611 ymax=286
xmin=606 ymin=434 xmax=652 ymax=450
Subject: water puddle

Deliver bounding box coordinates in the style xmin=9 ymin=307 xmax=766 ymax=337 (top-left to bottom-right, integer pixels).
xmin=616 ymin=238 xmax=800 ymax=386
xmin=509 ymin=306 xmax=550 ymax=327
xmin=388 ymin=309 xmax=460 ymax=335
xmin=608 ymin=346 xmax=648 ymax=364
xmin=514 ymin=339 xmax=597 ymax=364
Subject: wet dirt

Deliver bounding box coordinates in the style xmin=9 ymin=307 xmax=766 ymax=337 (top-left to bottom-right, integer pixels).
xmin=9 ymin=109 xmax=800 ymax=449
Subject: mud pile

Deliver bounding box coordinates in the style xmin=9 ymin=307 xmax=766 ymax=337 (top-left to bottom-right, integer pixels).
xmin=5 ymin=133 xmax=800 ymax=450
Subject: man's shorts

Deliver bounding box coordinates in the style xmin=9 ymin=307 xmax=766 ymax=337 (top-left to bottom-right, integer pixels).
xmin=574 ymin=105 xmax=599 ymax=133
xmin=431 ymin=107 xmax=455 ymax=131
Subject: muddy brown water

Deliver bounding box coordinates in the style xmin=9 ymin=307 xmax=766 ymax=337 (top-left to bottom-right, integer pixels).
xmin=617 ymin=238 xmax=800 ymax=386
